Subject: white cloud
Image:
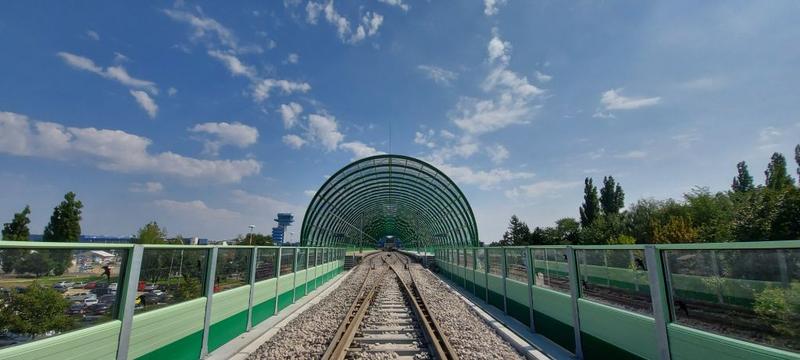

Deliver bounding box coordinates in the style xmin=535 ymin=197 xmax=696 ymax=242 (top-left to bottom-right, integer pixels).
xmin=616 ymin=150 xmax=648 ymax=159
xmin=189 ymin=121 xmax=259 ymax=155
xmin=487 ymin=144 xmax=509 ymax=164
xmin=340 ymin=141 xmax=384 ymax=160
xmin=279 ymin=102 xmax=303 ymax=129
xmin=487 ymin=32 xmax=511 ymax=64
xmin=484 ymin=0 xmax=508 ymax=16
xmin=113 ymin=52 xmax=129 ymax=63
xmin=58 ymin=52 xmax=159 ymax=95
xmin=162 ymin=8 xmax=261 ymax=54
xmin=672 ymin=132 xmax=701 ymax=147
xmin=417 ymin=65 xmax=458 ymax=86
xmin=307 ymin=114 xmax=344 ymax=151
xmin=283 ymin=134 xmax=307 ymax=149
xmin=252 ymin=79 xmax=311 ymax=102
xmin=129 ymin=90 xmax=158 ymax=119
xmin=600 ymin=88 xmax=661 ymax=110
xmin=154 ymin=199 xmax=240 ymax=220
xmin=130 ymin=181 xmax=164 ymax=193
xmin=439 ymin=130 xmax=456 ymax=140
xmin=86 ymin=30 xmax=100 ymax=41
xmin=378 ymin=0 xmax=409 ymax=11
xmin=434 ymin=162 xmax=535 ymax=190
xmin=414 ymin=130 xmax=436 ymax=148
xmin=759 ymin=126 xmax=781 ymax=143
xmin=305 ymin=1 xmax=383 ymax=44
xmin=168 ymin=87 xmax=178 ymax=96
xmin=504 ymin=180 xmax=581 ymax=199
xmin=0 ymin=111 xmax=261 ymax=183
xmin=450 ymin=30 xmax=543 ymax=135
xmin=207 ymin=50 xmax=256 ymax=79
xmin=304 ymin=189 xmax=317 ymax=197
xmin=535 ymin=71 xmax=552 ymax=83
xmin=287 ymin=53 xmax=300 ymax=64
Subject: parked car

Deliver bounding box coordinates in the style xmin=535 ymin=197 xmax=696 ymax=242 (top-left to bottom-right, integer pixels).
xmin=54 ymin=281 xmax=74 ymax=289
xmin=98 ymin=294 xmax=116 ymax=304
xmin=86 ymin=303 xmax=110 ymax=315
xmin=83 ymin=295 xmax=98 ymax=306
xmin=108 ymin=283 xmax=118 ymax=291
xmin=138 ymin=292 xmax=165 ymax=305
xmin=66 ymin=303 xmax=84 ymax=315
xmin=143 ymin=283 xmax=158 ymax=292
xmin=73 ymin=281 xmax=87 ymax=288
xmin=67 ymin=292 xmax=90 ymax=302
xmin=84 ymin=282 xmax=97 ymax=290
xmin=53 ymin=286 xmax=68 ymax=294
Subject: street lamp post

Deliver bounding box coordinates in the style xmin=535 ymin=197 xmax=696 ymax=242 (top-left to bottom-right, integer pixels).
xmin=248 ymin=225 xmax=255 ymax=245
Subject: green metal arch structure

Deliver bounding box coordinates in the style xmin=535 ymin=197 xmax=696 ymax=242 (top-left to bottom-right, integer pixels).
xmin=300 ymin=154 xmax=479 ymax=248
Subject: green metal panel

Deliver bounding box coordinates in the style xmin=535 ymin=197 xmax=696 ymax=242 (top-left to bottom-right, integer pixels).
xmin=0 ymin=320 xmax=121 ymax=360
xmin=252 ymin=278 xmax=277 ymax=305
xmin=506 ymin=279 xmax=530 ymax=326
xmin=486 ymin=274 xmax=505 ymax=310
xmin=668 ymin=324 xmax=800 ymax=360
xmin=578 ymin=299 xmax=656 ymax=359
xmin=211 ymin=285 xmax=251 ymax=323
xmin=295 ymin=269 xmax=308 ymax=298
xmin=128 ymin=297 xmax=207 ymax=359
xmin=208 ymin=309 xmax=248 ymax=352
xmin=135 ymin=330 xmax=202 ymax=360
xmin=251 ymin=298 xmax=276 ymax=325
xmin=531 ymin=286 xmax=573 ymax=325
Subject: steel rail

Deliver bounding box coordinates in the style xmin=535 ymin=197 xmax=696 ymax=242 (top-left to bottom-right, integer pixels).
xmin=322 ymin=255 xmax=389 ymax=360
xmin=390 ymin=259 xmax=459 ymax=360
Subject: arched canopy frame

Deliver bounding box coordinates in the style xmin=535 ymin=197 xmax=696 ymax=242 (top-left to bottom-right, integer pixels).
xmin=300 ymin=155 xmax=479 ymax=248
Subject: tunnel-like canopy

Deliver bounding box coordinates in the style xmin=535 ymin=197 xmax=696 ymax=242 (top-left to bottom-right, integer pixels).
xmin=301 ymin=154 xmax=479 ymax=248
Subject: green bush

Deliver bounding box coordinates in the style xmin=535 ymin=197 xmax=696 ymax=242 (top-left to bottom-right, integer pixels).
xmin=754 ymin=282 xmax=800 ymax=337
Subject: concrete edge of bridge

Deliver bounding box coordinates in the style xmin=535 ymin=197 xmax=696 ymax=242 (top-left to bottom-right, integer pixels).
xmin=207 ymin=271 xmax=351 ymax=360
xmin=428 ymin=268 xmax=576 ymax=360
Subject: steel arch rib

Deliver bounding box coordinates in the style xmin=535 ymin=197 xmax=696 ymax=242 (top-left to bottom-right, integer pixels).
xmin=300 ymin=154 xmax=479 ymax=248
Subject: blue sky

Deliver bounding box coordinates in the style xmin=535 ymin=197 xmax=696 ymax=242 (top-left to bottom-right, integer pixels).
xmin=1 ymin=1 xmax=799 ymax=243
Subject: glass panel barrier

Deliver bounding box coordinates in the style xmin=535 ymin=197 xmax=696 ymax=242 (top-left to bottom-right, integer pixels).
xmin=0 ymin=247 xmax=128 ymax=349
xmin=465 ymin=249 xmax=474 ymax=270
xmin=664 ymin=248 xmax=800 ymax=352
xmin=531 ymin=248 xmax=570 ymax=293
xmin=296 ymin=248 xmax=307 ymax=271
xmin=577 ymin=249 xmax=652 ymax=315
xmin=136 ymin=248 xmax=207 ymax=313
xmin=457 ymin=249 xmax=465 ymax=267
xmin=487 ymin=248 xmax=503 ymax=276
xmin=505 ymin=248 xmax=527 ymax=283
xmin=315 ymin=248 xmax=323 ymax=266
xmin=280 ymin=248 xmax=295 ymax=275
xmin=215 ymin=248 xmax=250 ymax=292
xmin=475 ymin=248 xmax=486 ymax=272
xmin=255 ymin=248 xmax=277 ymax=282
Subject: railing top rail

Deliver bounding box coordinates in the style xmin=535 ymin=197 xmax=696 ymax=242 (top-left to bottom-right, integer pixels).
xmin=0 ymin=241 xmax=348 ymax=250
xmin=432 ymin=240 xmax=800 ymax=251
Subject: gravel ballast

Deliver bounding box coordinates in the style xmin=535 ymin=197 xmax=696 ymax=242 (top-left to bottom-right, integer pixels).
xmin=247 ymin=254 xmax=383 ymax=360
xmin=408 ymin=261 xmax=526 ymax=360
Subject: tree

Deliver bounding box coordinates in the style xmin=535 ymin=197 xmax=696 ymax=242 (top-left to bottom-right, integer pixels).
xmin=554 ymin=218 xmax=581 ymax=244
xmin=246 ymin=233 xmax=273 ymax=246
xmin=579 ymin=178 xmax=600 ymax=227
xmin=600 ymin=176 xmax=625 ymax=215
xmin=0 ymin=282 xmax=74 ymax=338
xmin=14 ymin=251 xmax=57 ymax=277
xmin=1 ymin=205 xmax=31 ymax=273
xmin=795 ymin=144 xmax=800 ymax=182
xmin=765 ymin=153 xmax=795 ymax=190
xmin=653 ymin=216 xmax=698 ymax=244
xmin=684 ymin=187 xmax=734 ymax=242
xmin=42 ymin=192 xmax=83 ymax=242
xmin=732 ymin=161 xmax=755 ymax=193
xmin=500 ymin=215 xmax=531 ymax=246
xmin=2 ymin=205 xmax=31 ymax=241
xmin=136 ymin=221 xmax=167 ymax=244
xmin=625 ymin=198 xmax=662 ymax=244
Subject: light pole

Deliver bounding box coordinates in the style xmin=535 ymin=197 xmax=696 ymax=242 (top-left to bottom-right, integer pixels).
xmin=248 ymin=225 xmax=255 ymax=245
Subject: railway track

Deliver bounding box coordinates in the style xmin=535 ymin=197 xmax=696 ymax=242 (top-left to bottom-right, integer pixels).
xmin=322 ymin=253 xmax=458 ymax=360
